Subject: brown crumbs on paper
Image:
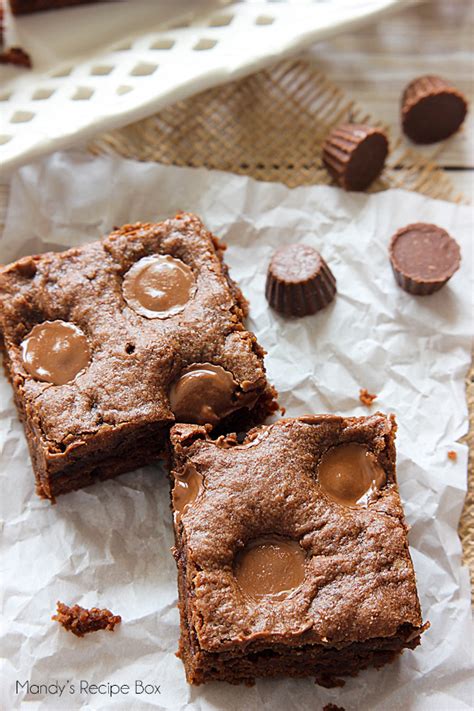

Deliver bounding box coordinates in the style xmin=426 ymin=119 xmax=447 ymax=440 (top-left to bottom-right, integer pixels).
xmin=359 ymin=388 xmax=377 ymax=407
xmin=52 ymin=601 xmax=121 ymax=637
xmin=0 ymin=47 xmax=32 ymax=68
xmin=447 ymin=450 xmax=457 ymax=461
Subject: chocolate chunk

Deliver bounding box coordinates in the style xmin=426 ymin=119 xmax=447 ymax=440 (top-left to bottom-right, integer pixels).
xmin=389 ymin=223 xmax=461 ymax=295
xmin=401 ymin=76 xmax=468 ymax=144
xmin=122 ymin=254 xmax=196 ymax=319
xmin=234 ymin=536 xmax=305 ymax=601
xmin=265 ymin=244 xmax=336 ymax=317
xmin=21 ymin=321 xmax=90 ymax=385
xmin=322 ymin=124 xmax=388 ymax=191
xmin=317 ymin=443 xmax=386 ymax=508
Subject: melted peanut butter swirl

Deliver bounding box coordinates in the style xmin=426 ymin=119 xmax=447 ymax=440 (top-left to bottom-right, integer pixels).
xmin=234 ymin=536 xmax=306 ymax=601
xmin=317 ymin=442 xmax=386 ymax=507
xmin=122 ymin=254 xmax=196 ymax=319
xmin=21 ymin=321 xmax=90 ymax=385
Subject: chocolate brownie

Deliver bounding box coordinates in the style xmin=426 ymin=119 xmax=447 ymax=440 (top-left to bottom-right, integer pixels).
xmin=169 ymin=414 xmax=427 ymax=686
xmin=0 ymin=213 xmax=277 ymax=500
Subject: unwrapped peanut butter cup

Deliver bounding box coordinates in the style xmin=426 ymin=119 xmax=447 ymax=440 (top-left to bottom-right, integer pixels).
xmin=322 ymin=123 xmax=388 ymax=191
xmin=169 ymin=362 xmax=259 ymax=427
xmin=401 ymin=75 xmax=468 ymax=144
xmin=389 ymin=223 xmax=461 ymax=295
xmin=265 ymin=244 xmax=336 ymax=317
xmin=21 ymin=320 xmax=90 ymax=385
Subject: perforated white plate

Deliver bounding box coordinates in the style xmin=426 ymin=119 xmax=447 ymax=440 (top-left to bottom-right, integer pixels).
xmin=0 ymin=0 xmax=405 ymax=173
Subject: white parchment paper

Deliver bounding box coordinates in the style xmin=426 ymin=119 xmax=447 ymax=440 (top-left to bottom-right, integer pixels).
xmin=0 ymin=152 xmax=473 ymax=711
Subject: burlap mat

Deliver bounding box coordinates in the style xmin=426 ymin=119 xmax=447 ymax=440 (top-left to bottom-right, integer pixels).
xmin=90 ymin=58 xmax=473 ymax=596
xmin=90 ymin=60 xmax=465 ymax=201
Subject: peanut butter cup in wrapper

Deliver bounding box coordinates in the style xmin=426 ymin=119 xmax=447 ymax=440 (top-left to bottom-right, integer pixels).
xmin=322 ymin=123 xmax=388 ymax=191
xmin=389 ymin=223 xmax=461 ymax=296
xmin=401 ymin=75 xmax=468 ymax=144
xmin=265 ymin=244 xmax=336 ymax=317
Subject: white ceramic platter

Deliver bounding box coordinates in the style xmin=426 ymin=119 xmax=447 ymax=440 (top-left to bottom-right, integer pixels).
xmin=0 ymin=0 xmax=405 ymax=173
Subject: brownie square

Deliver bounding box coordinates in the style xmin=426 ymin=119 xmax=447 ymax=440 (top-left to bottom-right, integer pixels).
xmin=169 ymin=414 xmax=426 ymax=686
xmin=0 ymin=213 xmax=277 ymax=500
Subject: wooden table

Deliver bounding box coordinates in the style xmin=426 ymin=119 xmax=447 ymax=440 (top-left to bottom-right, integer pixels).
xmin=312 ymin=0 xmax=473 ymax=201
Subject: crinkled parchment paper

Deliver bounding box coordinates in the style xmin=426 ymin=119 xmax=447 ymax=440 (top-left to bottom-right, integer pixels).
xmin=0 ymin=152 xmax=472 ymax=711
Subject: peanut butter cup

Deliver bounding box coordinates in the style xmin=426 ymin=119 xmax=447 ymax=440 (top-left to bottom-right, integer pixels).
xmin=170 ymin=363 xmax=236 ymax=426
xmin=122 ymin=254 xmax=196 ymax=319
xmin=234 ymin=536 xmax=305 ymax=601
xmin=317 ymin=442 xmax=386 ymax=508
xmin=169 ymin=363 xmax=259 ymax=427
xmin=401 ymin=76 xmax=468 ymax=144
xmin=389 ymin=223 xmax=461 ymax=295
xmin=322 ymin=123 xmax=388 ymax=191
xmin=265 ymin=244 xmax=336 ymax=317
xmin=21 ymin=320 xmax=90 ymax=385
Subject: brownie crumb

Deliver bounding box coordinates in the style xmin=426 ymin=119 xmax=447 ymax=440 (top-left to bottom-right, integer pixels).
xmin=359 ymin=388 xmax=377 ymax=407
xmin=52 ymin=601 xmax=121 ymax=637
xmin=447 ymin=450 xmax=457 ymax=461
xmin=323 ymin=705 xmax=346 ymax=711
xmin=0 ymin=47 xmax=32 ymax=68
